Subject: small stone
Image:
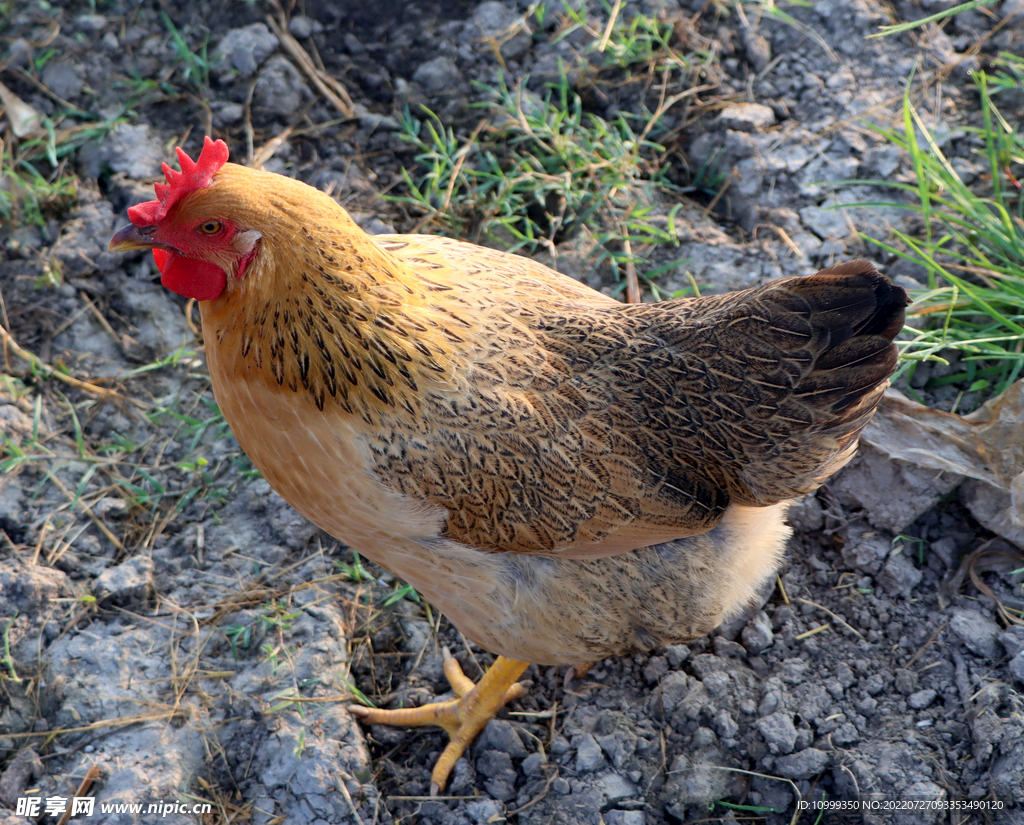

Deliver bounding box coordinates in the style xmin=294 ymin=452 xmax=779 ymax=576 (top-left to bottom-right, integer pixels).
xmin=758 ymin=691 xmax=781 ymax=717
xmin=521 ymin=752 xmax=546 ymax=777
xmin=692 ymin=727 xmax=718 ymax=749
xmin=42 ymin=61 xmax=84 ymax=101
xmin=412 ymin=56 xmax=463 ymax=95
xmin=662 ymin=753 xmax=729 ymax=810
xmin=476 ymin=719 xmax=528 ymax=759
xmin=663 ymin=645 xmax=689 ymax=668
xmin=929 ymin=537 xmax=959 ymax=568
xmin=743 ymin=30 xmax=771 ymax=72
xmin=836 ymin=662 xmax=855 ymax=688
xmin=575 ymin=734 xmax=607 ymax=772
xmin=472 ymin=2 xmax=532 ymax=60
xmin=215 ymin=23 xmax=278 ymax=77
xmin=950 ymin=608 xmax=1003 ymax=658
xmin=476 ymin=750 xmax=516 ymax=802
xmin=909 ymin=689 xmax=937 ymax=710
xmin=605 ymin=812 xmax=645 ymax=825
xmin=6 ymin=38 xmax=32 ymax=70
xmin=598 ymin=772 xmax=637 ymax=801
xmin=832 ymin=723 xmax=859 ymax=746
xmin=287 ymin=16 xmax=315 ymax=38
xmin=1001 ymin=627 xmax=1024 ymax=658
xmin=1009 ymin=652 xmax=1024 ymax=685
xmin=894 ymin=669 xmax=918 ymax=695
xmin=879 ymin=552 xmax=922 ymax=598
xmin=597 ymin=731 xmax=636 ymax=769
xmin=701 ymin=672 xmax=732 ymax=701
xmin=855 ymin=696 xmax=878 ymax=716
xmin=93 ymin=556 xmax=153 ymax=606
xmin=255 ymin=55 xmax=312 ymax=116
xmin=549 ymin=733 xmax=570 ymax=755
xmin=476 ymin=749 xmax=514 ymax=779
xmin=861 ymin=145 xmax=901 ymax=178
xmin=642 ymin=655 xmax=669 ymax=684
xmin=465 ymin=799 xmax=504 ymax=825
xmin=717 ymin=102 xmax=776 ymax=132
xmin=552 ymin=777 xmax=571 ymax=795
xmin=757 ymin=712 xmax=797 ymax=754
xmin=714 ymin=710 xmax=739 ymax=740
xmin=864 ymin=673 xmax=886 ymax=696
xmin=0 ymin=746 xmax=43 ymax=806
xmin=213 ymin=102 xmax=245 ymax=128
xmin=76 ymin=14 xmax=107 ymax=33
xmin=741 ymin=611 xmax=775 ymax=654
xmin=775 ymin=748 xmax=828 ymax=779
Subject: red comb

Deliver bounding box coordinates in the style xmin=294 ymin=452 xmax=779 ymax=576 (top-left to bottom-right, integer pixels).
xmin=127 ymin=136 xmax=229 ymax=226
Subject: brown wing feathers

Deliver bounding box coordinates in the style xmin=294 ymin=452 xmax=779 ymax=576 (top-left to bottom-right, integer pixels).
xmin=365 ymin=247 xmax=907 ymax=558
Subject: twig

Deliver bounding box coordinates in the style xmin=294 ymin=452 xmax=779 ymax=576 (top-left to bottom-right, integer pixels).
xmin=251 ymin=123 xmax=297 ymax=170
xmin=336 ymin=773 xmax=367 ymax=825
xmin=700 ymin=170 xmax=735 ymax=220
xmin=622 ymin=235 xmax=641 ymax=304
xmin=47 ymin=472 xmax=125 ymax=553
xmin=796 ymin=597 xmax=865 ymax=640
xmin=265 ymin=12 xmax=354 ymax=118
xmin=6 ymin=709 xmax=187 ymax=739
xmin=0 ymin=324 xmax=149 ymax=409
xmin=598 ymin=0 xmax=622 ymax=52
xmin=508 ymin=767 xmax=560 ymax=815
xmin=776 ymin=574 xmax=790 ymax=606
xmin=795 ymin=623 xmax=830 ymax=640
xmin=56 ymin=765 xmax=102 ymax=825
xmin=905 ymin=620 xmax=949 ymax=670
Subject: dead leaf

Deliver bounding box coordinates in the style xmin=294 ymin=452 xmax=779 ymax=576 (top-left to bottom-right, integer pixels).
xmin=0 ymin=80 xmax=42 ymax=137
xmin=862 ymin=381 xmax=1024 ymax=545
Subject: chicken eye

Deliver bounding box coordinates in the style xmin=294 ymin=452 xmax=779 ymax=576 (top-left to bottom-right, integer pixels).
xmin=199 ymin=220 xmax=223 ymax=235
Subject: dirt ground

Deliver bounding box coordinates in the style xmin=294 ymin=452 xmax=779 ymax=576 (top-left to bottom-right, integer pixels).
xmin=1 ymin=0 xmax=1024 ymax=824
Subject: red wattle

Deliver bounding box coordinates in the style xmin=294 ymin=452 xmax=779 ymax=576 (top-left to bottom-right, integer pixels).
xmin=152 ymin=249 xmax=170 ymax=271
xmin=153 ymin=250 xmax=226 ymax=301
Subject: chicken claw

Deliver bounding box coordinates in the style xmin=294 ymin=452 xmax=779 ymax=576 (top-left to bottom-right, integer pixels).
xmin=348 ymin=648 xmax=529 ymax=794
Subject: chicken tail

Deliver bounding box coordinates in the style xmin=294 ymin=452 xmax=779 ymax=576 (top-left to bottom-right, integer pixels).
xmin=726 ymin=259 xmax=910 ymax=502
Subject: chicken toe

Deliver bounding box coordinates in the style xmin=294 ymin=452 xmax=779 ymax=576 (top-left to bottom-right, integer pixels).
xmin=348 ymin=650 xmax=529 ymax=794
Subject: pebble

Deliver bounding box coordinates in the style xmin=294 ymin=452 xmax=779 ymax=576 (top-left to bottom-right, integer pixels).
xmin=663 ymin=645 xmax=689 ymax=668
xmin=215 ymin=23 xmax=278 ymax=77
xmin=757 ymin=712 xmax=797 ymax=754
xmin=465 ymin=799 xmax=504 ymax=825
xmin=832 ymin=723 xmax=859 ymax=746
xmin=1009 ymin=652 xmax=1024 ymax=685
xmin=716 ymin=102 xmax=776 ymax=132
xmin=950 ymin=608 xmax=1003 ymax=659
xmin=287 ymin=15 xmax=316 ymax=38
xmin=599 ymin=772 xmax=637 ymax=802
xmin=255 ymin=55 xmax=312 ymax=116
xmin=774 ymin=748 xmax=829 ymax=779
xmin=477 ymin=719 xmax=528 ymax=759
xmin=908 ymin=689 xmax=937 ymax=710
xmin=93 ymin=556 xmax=153 ymax=605
xmin=412 ymin=56 xmax=463 ymax=95
xmin=742 ymin=611 xmax=774 ymax=654
xmin=575 ymin=734 xmax=607 ymax=772
xmin=879 ymin=552 xmax=923 ymax=598
xmin=1001 ymin=627 xmax=1024 ymax=658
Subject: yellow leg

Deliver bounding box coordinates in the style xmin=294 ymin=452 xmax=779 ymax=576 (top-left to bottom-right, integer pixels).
xmin=348 ymin=647 xmax=529 ymax=794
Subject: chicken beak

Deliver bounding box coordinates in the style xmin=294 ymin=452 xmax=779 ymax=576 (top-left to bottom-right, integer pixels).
xmin=109 ymin=223 xmax=166 ymax=252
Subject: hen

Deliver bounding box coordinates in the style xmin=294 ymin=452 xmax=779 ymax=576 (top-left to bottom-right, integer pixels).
xmin=111 ymin=137 xmax=908 ymax=793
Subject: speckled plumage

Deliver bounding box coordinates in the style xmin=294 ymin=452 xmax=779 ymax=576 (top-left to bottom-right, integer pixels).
xmin=133 ymin=162 xmax=908 ymax=665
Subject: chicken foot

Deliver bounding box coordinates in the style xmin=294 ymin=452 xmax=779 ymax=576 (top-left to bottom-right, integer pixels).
xmin=348 ymin=648 xmax=529 ymax=794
